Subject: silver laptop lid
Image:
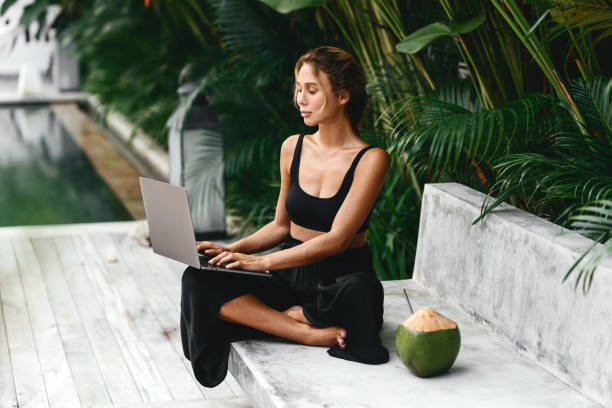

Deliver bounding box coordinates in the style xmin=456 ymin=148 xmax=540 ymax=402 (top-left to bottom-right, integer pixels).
xmin=139 ymin=177 xmax=200 ymax=268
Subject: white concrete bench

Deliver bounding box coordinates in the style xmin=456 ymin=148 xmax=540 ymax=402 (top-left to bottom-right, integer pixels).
xmin=228 ymin=183 xmax=609 ymax=408
xmin=414 ymin=183 xmax=611 ymax=407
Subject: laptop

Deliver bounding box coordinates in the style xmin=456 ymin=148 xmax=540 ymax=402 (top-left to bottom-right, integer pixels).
xmin=139 ymin=177 xmax=272 ymax=278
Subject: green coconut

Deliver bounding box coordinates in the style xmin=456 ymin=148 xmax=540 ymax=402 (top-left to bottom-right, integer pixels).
xmin=395 ymin=306 xmax=461 ymax=378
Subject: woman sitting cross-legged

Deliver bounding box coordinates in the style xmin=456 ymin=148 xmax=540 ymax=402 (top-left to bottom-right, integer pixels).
xmin=181 ymin=45 xmax=391 ymax=388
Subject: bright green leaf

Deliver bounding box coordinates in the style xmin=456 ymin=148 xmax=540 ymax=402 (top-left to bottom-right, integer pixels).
xmin=448 ymin=13 xmax=486 ymax=34
xmin=256 ymin=0 xmax=325 ymax=13
xmin=396 ymin=22 xmax=452 ymax=54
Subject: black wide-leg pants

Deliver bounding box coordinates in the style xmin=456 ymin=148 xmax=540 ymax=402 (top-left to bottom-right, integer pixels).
xmin=180 ymin=234 xmax=389 ymax=388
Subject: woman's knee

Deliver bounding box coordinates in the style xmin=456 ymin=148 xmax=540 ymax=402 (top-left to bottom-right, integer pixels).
xmin=181 ymin=266 xmax=222 ymax=297
xmin=181 ymin=266 xmax=200 ymax=289
xmin=338 ymin=273 xmax=383 ymax=305
xmin=218 ymin=294 xmax=263 ymax=323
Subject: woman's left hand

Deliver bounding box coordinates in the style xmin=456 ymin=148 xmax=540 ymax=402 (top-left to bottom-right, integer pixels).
xmin=208 ymin=251 xmax=269 ymax=271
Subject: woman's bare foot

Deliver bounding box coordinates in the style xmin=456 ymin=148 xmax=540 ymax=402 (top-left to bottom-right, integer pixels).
xmin=307 ymin=326 xmax=347 ymax=350
xmin=218 ymin=294 xmax=346 ymax=350
xmin=283 ymin=306 xmax=346 ymax=349
xmin=282 ymin=305 xmax=311 ymax=325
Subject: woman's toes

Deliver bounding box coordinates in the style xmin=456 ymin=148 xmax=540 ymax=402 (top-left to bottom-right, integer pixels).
xmin=337 ymin=328 xmax=347 ymax=349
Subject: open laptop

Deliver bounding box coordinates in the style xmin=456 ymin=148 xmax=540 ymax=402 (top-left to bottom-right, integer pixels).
xmin=139 ymin=177 xmax=272 ymax=278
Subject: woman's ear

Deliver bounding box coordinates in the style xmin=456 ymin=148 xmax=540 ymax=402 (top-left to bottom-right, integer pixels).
xmin=338 ymin=90 xmax=350 ymax=105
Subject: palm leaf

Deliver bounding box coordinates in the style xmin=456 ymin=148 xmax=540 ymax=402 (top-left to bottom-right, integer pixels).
xmin=569 ymin=76 xmax=612 ymax=138
xmin=434 ymin=79 xmax=481 ymax=112
xmin=481 ymin=151 xmax=612 ymax=221
xmin=385 ymin=93 xmax=552 ymax=179
xmin=564 ymin=199 xmax=612 ymax=293
xmin=548 ymin=0 xmax=612 ymax=51
xmin=478 ymin=76 xmax=612 ymax=223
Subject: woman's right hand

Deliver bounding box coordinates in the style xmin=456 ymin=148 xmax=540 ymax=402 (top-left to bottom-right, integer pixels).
xmin=196 ymin=241 xmax=234 ymax=256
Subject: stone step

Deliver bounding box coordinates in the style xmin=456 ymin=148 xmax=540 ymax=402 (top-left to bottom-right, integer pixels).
xmin=229 ymin=280 xmax=598 ymax=408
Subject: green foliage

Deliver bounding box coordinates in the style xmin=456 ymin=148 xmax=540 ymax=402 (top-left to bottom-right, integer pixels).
xmin=256 ymin=0 xmax=325 ymax=14
xmin=390 ymin=0 xmax=610 ymax=290
xmin=16 ymin=0 xmax=610 ymax=286
xmin=542 ymin=0 xmax=612 ymax=77
xmin=431 ymin=0 xmax=537 ymax=108
xmin=482 ymin=77 xmax=612 ymax=221
xmin=57 ymin=0 xmax=215 ymax=144
xmin=564 ymin=200 xmax=612 ymax=293
xmin=397 ymin=22 xmax=455 ymax=54
xmin=386 ymin=92 xmax=553 ymax=184
xmin=475 ymin=77 xmax=612 ymax=290
xmin=396 ymin=14 xmax=485 ymax=54
xmin=367 ymin=158 xmax=419 ymax=280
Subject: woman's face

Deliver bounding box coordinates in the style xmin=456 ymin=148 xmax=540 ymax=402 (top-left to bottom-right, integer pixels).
xmin=295 ymin=63 xmax=344 ymax=126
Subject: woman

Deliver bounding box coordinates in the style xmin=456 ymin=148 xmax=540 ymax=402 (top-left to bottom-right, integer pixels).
xmin=181 ymin=46 xmax=390 ymax=388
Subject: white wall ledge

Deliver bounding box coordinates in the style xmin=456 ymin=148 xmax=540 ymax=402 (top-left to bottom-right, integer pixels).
xmin=414 ymin=183 xmax=612 ymax=407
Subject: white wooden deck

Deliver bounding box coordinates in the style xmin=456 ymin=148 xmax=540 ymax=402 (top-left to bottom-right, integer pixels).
xmin=0 ymin=221 xmax=248 ymax=408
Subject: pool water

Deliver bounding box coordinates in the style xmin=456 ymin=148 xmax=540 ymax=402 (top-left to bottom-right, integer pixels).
xmin=0 ymin=106 xmax=133 ymax=226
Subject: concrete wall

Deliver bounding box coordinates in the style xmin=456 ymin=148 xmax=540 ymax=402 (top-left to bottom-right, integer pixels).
xmin=413 ymin=183 xmax=612 ymax=407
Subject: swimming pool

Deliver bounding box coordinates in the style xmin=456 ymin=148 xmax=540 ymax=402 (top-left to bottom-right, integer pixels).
xmin=0 ymin=105 xmax=134 ymax=226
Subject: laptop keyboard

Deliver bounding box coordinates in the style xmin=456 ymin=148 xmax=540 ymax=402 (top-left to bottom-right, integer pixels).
xmin=198 ymin=253 xmax=271 ymax=276
xmin=198 ymin=253 xmax=224 ymax=270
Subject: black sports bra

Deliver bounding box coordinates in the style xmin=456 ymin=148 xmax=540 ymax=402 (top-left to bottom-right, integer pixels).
xmin=285 ymin=133 xmax=378 ymax=233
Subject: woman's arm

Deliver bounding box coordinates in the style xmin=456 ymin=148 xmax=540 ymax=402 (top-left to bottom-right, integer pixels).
xmin=226 ymin=220 xmax=288 ymax=254
xmin=262 ymin=147 xmax=390 ymax=271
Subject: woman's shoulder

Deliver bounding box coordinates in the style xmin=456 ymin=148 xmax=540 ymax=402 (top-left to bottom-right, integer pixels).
xmin=284 ymin=133 xmax=303 ymax=145
xmin=280 ymin=133 xmax=304 ymax=156
xmin=279 ymin=134 xmax=304 ymax=167
xmin=358 ymin=145 xmax=390 ymax=171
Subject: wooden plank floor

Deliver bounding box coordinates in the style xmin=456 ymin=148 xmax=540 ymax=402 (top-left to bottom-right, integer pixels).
xmin=0 ymin=221 xmax=246 ymax=408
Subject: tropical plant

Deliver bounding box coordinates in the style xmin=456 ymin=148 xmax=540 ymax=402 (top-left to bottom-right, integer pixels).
xmin=539 ymin=0 xmax=612 ymax=79
xmin=399 ymin=1 xmax=539 ymax=109
xmin=1 ymin=0 xmax=222 ymax=143
xmin=479 ymin=77 xmax=612 ymax=291
xmin=366 ymin=157 xmax=420 ymax=280
xmin=7 ymin=0 xmax=610 ymax=286
xmin=565 ymin=200 xmax=612 ymax=293
xmin=385 ymin=92 xmax=553 ymax=189
xmin=62 ymin=0 xmax=223 ymax=143
xmin=489 ymin=0 xmax=588 ymax=129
